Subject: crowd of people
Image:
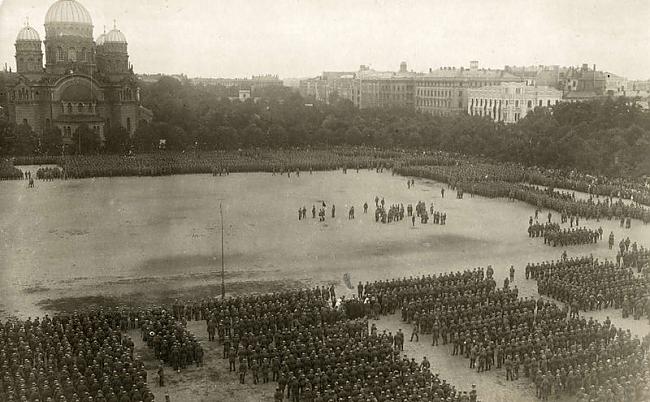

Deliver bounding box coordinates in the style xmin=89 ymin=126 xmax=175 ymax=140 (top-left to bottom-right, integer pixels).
xmin=140 ymin=309 xmax=203 ymax=372
xmin=36 ymin=167 xmax=63 ymax=181
xmin=22 ymin=149 xmax=450 ymax=180
xmin=396 ymin=164 xmax=650 ymax=224
xmin=528 ymin=255 xmax=650 ymax=322
xmin=538 ymin=226 xmax=600 ymax=248
xmin=0 ymin=159 xmax=24 ymax=180
xmin=0 ymin=310 xmax=153 ymax=402
xmin=353 ymin=268 xmax=650 ymax=401
xmin=169 ymin=289 xmax=472 ymax=402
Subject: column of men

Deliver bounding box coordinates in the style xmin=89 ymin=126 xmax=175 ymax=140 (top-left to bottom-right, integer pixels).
xmin=359 ymin=269 xmax=650 ymax=401
xmin=528 ymin=253 xmax=650 ymax=323
xmin=0 ymin=310 xmax=154 ymax=402
xmin=184 ymin=287 xmax=474 ymax=401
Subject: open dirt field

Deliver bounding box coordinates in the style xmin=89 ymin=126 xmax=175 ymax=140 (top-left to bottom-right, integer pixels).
xmin=1 ymin=169 xmax=649 ymax=401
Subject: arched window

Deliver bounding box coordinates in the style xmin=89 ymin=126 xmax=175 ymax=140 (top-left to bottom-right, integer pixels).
xmin=80 ymin=48 xmax=86 ymax=61
xmin=57 ymin=47 xmax=64 ymax=61
xmin=527 ymin=100 xmax=532 ymax=108
xmin=65 ymin=127 xmax=71 ymax=137
xmin=68 ymin=48 xmax=76 ymax=62
xmin=78 ymin=103 xmax=84 ymax=113
xmin=126 ymin=117 xmax=131 ymax=134
xmin=45 ymin=118 xmax=51 ymax=128
xmin=67 ymin=103 xmax=73 ymax=114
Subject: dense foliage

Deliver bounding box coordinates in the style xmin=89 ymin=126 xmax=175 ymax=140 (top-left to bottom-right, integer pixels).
xmin=1 ymin=75 xmax=649 ymax=176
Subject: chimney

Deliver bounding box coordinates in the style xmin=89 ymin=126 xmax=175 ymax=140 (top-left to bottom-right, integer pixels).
xmin=400 ymin=61 xmax=407 ymax=73
xmin=593 ymin=64 xmax=596 ymax=71
xmin=429 ymin=68 xmax=432 ymax=73
xmin=470 ymin=61 xmax=479 ymax=71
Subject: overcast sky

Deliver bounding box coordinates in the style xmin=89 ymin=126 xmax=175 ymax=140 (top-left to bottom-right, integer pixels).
xmin=0 ymin=0 xmax=648 ymax=79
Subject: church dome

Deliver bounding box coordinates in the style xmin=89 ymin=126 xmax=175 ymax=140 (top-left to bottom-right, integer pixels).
xmin=16 ymin=26 xmax=41 ymax=42
xmin=45 ymin=0 xmax=92 ymax=26
xmin=96 ymin=33 xmax=106 ymax=45
xmin=105 ymin=28 xmax=127 ymax=43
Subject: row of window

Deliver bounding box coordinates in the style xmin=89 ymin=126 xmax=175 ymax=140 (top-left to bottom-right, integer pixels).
xmin=470 ymin=98 xmax=559 ymax=108
xmin=17 ymin=57 xmax=42 ymax=72
xmin=469 ymin=108 xmax=521 ymax=122
xmin=417 ymin=89 xmax=460 ymax=97
xmin=49 ymin=47 xmax=92 ymax=63
xmin=21 ymin=118 xmax=130 ymax=135
xmin=61 ymin=102 xmax=96 ymax=114
xmin=12 ymin=88 xmax=37 ymax=101
xmin=416 ymin=81 xmax=500 ymax=88
xmin=417 ymin=99 xmax=451 ymax=107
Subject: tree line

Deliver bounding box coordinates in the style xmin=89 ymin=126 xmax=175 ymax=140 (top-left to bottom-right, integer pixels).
xmin=1 ymin=75 xmax=649 ymax=176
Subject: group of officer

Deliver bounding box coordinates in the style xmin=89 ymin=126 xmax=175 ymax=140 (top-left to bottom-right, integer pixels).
xmin=140 ymin=308 xmax=204 ymax=372
xmin=0 ymin=310 xmax=153 ymax=402
xmin=542 ymin=227 xmax=601 ymax=248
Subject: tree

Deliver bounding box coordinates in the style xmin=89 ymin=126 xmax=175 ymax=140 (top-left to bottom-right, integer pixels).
xmin=72 ymin=124 xmax=100 ymax=154
xmin=41 ymin=127 xmax=63 ymax=156
xmin=14 ymin=123 xmax=37 ymax=155
xmin=241 ymin=124 xmax=264 ymax=147
xmin=268 ymin=124 xmax=289 ymax=147
xmin=104 ymin=126 xmax=130 ymax=154
xmin=133 ymin=123 xmax=156 ymax=153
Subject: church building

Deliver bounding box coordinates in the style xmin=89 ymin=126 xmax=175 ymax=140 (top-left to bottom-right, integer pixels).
xmin=0 ymin=0 xmax=152 ymax=144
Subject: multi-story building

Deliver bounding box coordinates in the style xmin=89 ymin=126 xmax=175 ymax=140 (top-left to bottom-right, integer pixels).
xmin=191 ymin=75 xmax=283 ymax=91
xmin=414 ymin=61 xmax=522 ymax=116
xmin=1 ymin=0 xmax=152 ymax=143
xmin=298 ymin=71 xmax=357 ymax=104
xmin=467 ymin=82 xmax=562 ymax=123
xmin=357 ymin=63 xmax=417 ymax=109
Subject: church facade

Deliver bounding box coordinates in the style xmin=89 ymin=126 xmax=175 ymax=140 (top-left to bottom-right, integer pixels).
xmin=1 ymin=0 xmax=152 ymax=145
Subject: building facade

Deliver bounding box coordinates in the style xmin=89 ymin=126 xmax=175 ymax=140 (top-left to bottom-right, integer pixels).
xmin=414 ymin=62 xmax=522 ymax=116
xmin=1 ymin=0 xmax=152 ymax=144
xmin=191 ymin=75 xmax=283 ymax=91
xmin=467 ymin=82 xmax=562 ymax=123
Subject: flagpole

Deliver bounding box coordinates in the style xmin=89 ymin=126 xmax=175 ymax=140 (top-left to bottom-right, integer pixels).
xmin=220 ymin=202 xmax=225 ymax=299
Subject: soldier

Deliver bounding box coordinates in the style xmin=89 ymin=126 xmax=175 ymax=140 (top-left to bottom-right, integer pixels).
xmin=157 ymin=363 xmax=165 ymax=387
xmin=251 ymin=359 xmax=259 ymax=384
xmin=223 ymin=335 xmax=231 ymax=359
xmin=272 ymin=356 xmax=280 ymax=381
xmin=239 ymin=359 xmax=247 ymax=384
xmin=228 ymin=347 xmax=237 ymax=372
xmin=262 ymin=358 xmax=270 ymax=384
xmin=274 ymin=388 xmax=284 ymax=402
xmin=431 ymin=321 xmax=439 ymax=346
xmin=504 ymin=355 xmax=513 ymax=381
xmin=410 ymin=321 xmax=419 ymax=342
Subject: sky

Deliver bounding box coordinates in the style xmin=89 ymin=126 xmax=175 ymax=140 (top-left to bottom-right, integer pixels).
xmin=0 ymin=0 xmax=649 ymax=80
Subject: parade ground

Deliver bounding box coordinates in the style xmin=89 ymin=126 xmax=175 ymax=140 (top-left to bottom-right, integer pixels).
xmin=1 ymin=169 xmax=649 ymax=319
xmin=1 ymin=169 xmax=649 ymax=401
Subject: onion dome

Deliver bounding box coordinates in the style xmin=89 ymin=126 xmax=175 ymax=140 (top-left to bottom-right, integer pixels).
xmin=105 ymin=28 xmax=127 ymax=43
xmin=45 ymin=0 xmax=92 ymax=25
xmin=96 ymin=33 xmax=106 ymax=45
xmin=16 ymin=26 xmax=41 ymax=42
